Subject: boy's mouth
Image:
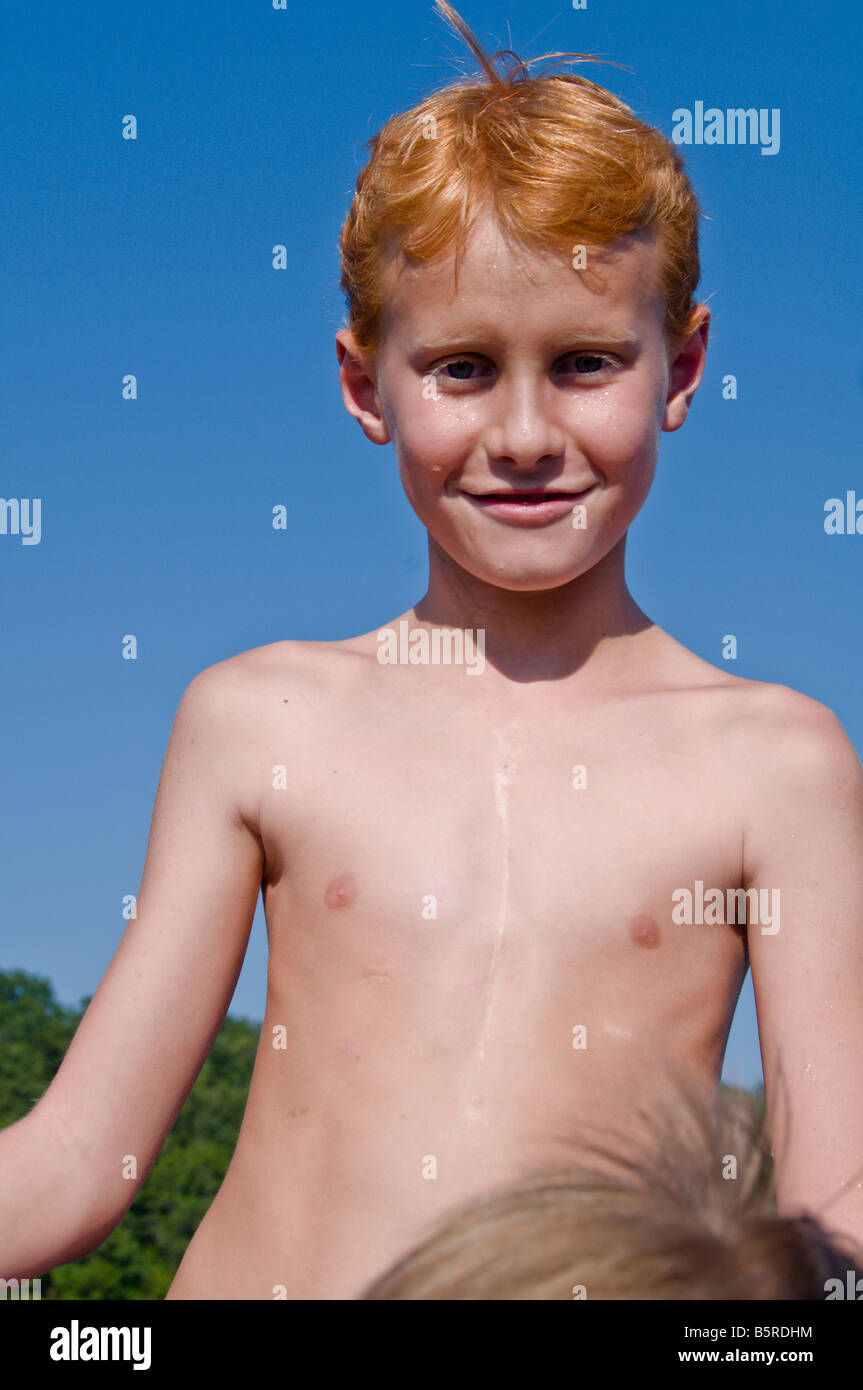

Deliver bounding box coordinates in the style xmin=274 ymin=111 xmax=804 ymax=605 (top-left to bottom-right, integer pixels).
xmin=461 ymin=488 xmax=593 ymax=523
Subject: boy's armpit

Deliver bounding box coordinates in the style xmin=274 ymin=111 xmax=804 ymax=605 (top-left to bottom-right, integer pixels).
xmin=33 ymin=660 xmax=264 ymax=1239
xmin=743 ymin=685 xmax=863 ymax=1258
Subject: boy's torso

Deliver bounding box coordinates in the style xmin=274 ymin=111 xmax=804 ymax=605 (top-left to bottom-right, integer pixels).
xmin=165 ymin=629 xmax=756 ymax=1300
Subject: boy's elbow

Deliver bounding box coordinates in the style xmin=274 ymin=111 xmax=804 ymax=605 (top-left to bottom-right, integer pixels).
xmin=0 ymin=1110 xmax=131 ymax=1279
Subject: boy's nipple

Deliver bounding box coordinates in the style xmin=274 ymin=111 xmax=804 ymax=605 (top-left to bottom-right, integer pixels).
xmin=629 ymin=913 xmax=661 ymax=949
xmin=324 ymin=872 xmax=357 ymax=909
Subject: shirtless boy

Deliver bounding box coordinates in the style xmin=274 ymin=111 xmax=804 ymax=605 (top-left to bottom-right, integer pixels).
xmin=3 ymin=3 xmax=863 ymax=1300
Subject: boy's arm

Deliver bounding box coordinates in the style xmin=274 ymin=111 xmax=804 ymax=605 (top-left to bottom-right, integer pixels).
xmin=745 ymin=687 xmax=863 ymax=1262
xmin=0 ymin=662 xmax=264 ymax=1276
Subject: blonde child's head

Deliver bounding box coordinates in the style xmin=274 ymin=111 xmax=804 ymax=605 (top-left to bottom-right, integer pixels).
xmin=361 ymin=1083 xmax=859 ymax=1300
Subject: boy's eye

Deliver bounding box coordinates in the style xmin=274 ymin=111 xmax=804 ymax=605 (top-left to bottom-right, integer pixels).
xmin=424 ymin=356 xmax=494 ymax=390
xmin=563 ymin=353 xmax=612 ymax=375
xmin=426 ymin=352 xmax=616 ymax=386
xmin=431 ymin=357 xmax=488 ymax=382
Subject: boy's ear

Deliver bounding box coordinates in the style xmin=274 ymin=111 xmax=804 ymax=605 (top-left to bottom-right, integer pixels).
xmin=335 ymin=330 xmax=391 ymax=445
xmin=661 ymin=307 xmax=710 ymax=433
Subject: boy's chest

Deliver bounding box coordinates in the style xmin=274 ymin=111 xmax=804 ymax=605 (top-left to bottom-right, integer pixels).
xmin=257 ymin=694 xmax=747 ymax=988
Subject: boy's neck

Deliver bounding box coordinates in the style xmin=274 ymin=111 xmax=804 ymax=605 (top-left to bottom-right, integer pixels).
xmin=412 ymin=536 xmax=656 ymax=686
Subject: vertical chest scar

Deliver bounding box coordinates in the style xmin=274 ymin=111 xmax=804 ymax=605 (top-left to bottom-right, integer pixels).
xmin=324 ymin=872 xmax=357 ymax=909
xmin=629 ymin=913 xmax=661 ymax=949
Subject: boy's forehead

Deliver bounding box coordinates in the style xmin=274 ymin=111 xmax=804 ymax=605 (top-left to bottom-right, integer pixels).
xmin=379 ymin=219 xmax=665 ymax=346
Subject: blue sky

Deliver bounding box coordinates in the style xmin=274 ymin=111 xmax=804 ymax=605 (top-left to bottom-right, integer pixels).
xmin=2 ymin=0 xmax=861 ymax=1090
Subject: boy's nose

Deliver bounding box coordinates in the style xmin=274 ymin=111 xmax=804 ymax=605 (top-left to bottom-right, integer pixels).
xmin=483 ymin=380 xmax=567 ymax=468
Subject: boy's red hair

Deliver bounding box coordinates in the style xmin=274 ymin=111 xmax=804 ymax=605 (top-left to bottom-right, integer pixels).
xmin=339 ymin=1 xmax=705 ymax=361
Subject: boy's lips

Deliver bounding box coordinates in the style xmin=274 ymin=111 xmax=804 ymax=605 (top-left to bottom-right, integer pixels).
xmin=461 ymin=487 xmax=594 ymax=524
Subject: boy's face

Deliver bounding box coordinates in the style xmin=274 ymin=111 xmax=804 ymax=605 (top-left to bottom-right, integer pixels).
xmin=336 ymin=217 xmax=708 ymax=594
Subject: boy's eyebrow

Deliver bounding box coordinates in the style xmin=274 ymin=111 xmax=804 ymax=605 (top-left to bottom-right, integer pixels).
xmin=410 ymin=330 xmax=642 ymax=354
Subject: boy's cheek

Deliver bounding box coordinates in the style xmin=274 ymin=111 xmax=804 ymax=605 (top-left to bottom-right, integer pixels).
xmin=397 ymin=422 xmax=472 ymax=482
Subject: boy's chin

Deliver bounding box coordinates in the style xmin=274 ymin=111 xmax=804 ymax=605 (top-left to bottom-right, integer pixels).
xmin=440 ymin=549 xmax=609 ymax=595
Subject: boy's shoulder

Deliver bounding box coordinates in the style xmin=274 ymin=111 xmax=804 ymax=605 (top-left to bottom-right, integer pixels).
xmin=690 ymin=661 xmax=861 ymax=806
xmin=172 ymin=639 xmax=370 ymax=827
xmin=185 ymin=636 xmax=370 ymax=703
xmin=175 ymin=639 xmax=378 ymax=765
xmin=719 ymin=672 xmax=851 ymax=762
xmin=633 ymin=632 xmax=858 ymax=785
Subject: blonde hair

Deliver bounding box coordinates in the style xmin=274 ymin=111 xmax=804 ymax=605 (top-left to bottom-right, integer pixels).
xmin=339 ymin=1 xmax=705 ymax=363
xmin=361 ymin=1084 xmax=858 ymax=1300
